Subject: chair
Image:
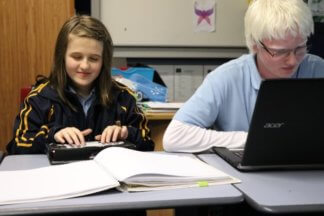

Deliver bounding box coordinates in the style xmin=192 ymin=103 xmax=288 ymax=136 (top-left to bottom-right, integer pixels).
xmin=0 ymin=151 xmax=4 ymax=164
xmin=20 ymin=86 xmax=33 ymax=103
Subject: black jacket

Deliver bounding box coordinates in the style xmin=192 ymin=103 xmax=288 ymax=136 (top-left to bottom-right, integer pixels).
xmin=7 ymin=81 xmax=154 ymax=154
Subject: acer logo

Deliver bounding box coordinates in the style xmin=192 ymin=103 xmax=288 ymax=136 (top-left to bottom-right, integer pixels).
xmin=263 ymin=123 xmax=284 ymax=128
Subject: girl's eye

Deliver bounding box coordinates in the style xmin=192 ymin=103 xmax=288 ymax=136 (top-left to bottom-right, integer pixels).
xmin=89 ymin=57 xmax=98 ymax=62
xmin=72 ymin=55 xmax=82 ymax=60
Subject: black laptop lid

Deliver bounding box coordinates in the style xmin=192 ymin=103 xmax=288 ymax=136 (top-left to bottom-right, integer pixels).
xmin=240 ymin=78 xmax=324 ymax=169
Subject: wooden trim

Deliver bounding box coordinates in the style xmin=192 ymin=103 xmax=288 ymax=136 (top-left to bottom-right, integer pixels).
xmin=0 ymin=0 xmax=74 ymax=152
xmin=145 ymin=112 xmax=175 ymax=120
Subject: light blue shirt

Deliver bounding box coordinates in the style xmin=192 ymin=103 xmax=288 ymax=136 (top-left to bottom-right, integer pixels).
xmin=69 ymin=87 xmax=96 ymax=117
xmin=175 ymin=54 xmax=324 ymax=132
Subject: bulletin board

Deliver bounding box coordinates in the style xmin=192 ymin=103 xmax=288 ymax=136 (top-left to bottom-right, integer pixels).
xmin=99 ymin=0 xmax=249 ymax=47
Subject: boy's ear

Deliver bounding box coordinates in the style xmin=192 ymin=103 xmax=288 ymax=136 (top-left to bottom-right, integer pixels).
xmin=252 ymin=43 xmax=259 ymax=53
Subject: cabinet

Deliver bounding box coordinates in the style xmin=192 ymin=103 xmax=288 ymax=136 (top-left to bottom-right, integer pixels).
xmin=174 ymin=65 xmax=204 ymax=102
xmin=149 ymin=64 xmax=219 ymax=102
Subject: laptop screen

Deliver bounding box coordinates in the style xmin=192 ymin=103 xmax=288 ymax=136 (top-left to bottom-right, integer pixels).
xmin=240 ymin=78 xmax=324 ymax=169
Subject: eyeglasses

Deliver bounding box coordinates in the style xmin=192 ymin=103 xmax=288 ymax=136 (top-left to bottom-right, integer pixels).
xmin=259 ymin=41 xmax=310 ymax=59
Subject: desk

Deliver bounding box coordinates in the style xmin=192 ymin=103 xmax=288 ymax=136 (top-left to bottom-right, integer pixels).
xmin=0 ymin=154 xmax=243 ymax=215
xmin=198 ymin=154 xmax=324 ymax=214
xmin=145 ymin=112 xmax=174 ymax=151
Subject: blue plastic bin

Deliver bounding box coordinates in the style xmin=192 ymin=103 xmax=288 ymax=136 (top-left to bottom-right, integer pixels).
xmin=111 ymin=67 xmax=154 ymax=81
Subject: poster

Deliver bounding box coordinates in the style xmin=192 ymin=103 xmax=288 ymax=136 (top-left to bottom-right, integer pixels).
xmin=193 ymin=0 xmax=216 ymax=32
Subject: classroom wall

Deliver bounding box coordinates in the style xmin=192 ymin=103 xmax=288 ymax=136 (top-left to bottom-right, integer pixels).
xmin=99 ymin=0 xmax=248 ymax=47
xmin=92 ymin=0 xmax=249 ymax=58
xmin=0 ymin=0 xmax=74 ymax=152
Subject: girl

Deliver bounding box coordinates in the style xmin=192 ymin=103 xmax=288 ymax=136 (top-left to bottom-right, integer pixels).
xmin=7 ymin=15 xmax=154 ymax=154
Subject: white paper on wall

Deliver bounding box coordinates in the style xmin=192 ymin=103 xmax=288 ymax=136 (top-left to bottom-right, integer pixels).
xmin=193 ymin=0 xmax=216 ymax=32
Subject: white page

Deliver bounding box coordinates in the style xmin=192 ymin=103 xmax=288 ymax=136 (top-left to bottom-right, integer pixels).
xmin=0 ymin=160 xmax=119 ymax=205
xmin=55 ymin=141 xmax=124 ymax=148
xmin=144 ymin=102 xmax=184 ymax=109
xmin=84 ymin=141 xmax=124 ymax=147
xmin=94 ymin=147 xmax=239 ymax=186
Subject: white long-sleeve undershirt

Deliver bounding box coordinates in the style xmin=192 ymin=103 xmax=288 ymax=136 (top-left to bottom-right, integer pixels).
xmin=163 ymin=120 xmax=247 ymax=153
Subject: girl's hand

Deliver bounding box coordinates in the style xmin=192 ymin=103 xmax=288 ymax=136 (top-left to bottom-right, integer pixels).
xmin=54 ymin=127 xmax=92 ymax=146
xmin=95 ymin=125 xmax=128 ymax=143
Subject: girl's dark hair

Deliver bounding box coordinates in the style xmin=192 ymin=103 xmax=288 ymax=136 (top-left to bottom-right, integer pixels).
xmin=49 ymin=15 xmax=114 ymax=110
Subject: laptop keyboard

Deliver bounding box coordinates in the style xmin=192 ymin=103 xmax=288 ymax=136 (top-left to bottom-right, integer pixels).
xmin=233 ymin=150 xmax=244 ymax=158
xmin=212 ymin=147 xmax=243 ymax=168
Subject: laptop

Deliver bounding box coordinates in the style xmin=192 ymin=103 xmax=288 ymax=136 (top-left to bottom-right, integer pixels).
xmin=213 ymin=78 xmax=324 ymax=171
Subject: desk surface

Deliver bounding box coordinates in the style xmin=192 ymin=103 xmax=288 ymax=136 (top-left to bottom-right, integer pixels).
xmin=0 ymin=154 xmax=243 ymax=215
xmin=198 ymin=153 xmax=324 ymax=214
xmin=145 ymin=112 xmax=175 ymax=120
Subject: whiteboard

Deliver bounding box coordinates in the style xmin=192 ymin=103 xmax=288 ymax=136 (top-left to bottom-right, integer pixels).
xmin=99 ymin=0 xmax=249 ymax=47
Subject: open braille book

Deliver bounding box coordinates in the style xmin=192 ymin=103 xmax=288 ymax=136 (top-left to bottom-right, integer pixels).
xmin=0 ymin=147 xmax=240 ymax=205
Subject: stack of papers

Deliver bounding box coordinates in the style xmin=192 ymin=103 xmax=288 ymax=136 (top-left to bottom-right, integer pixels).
xmin=141 ymin=102 xmax=184 ymax=113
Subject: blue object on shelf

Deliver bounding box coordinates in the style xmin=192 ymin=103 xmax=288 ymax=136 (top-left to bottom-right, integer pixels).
xmin=112 ymin=67 xmax=167 ymax=102
xmin=130 ymin=74 xmax=167 ymax=102
xmin=111 ymin=67 xmax=154 ymax=81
